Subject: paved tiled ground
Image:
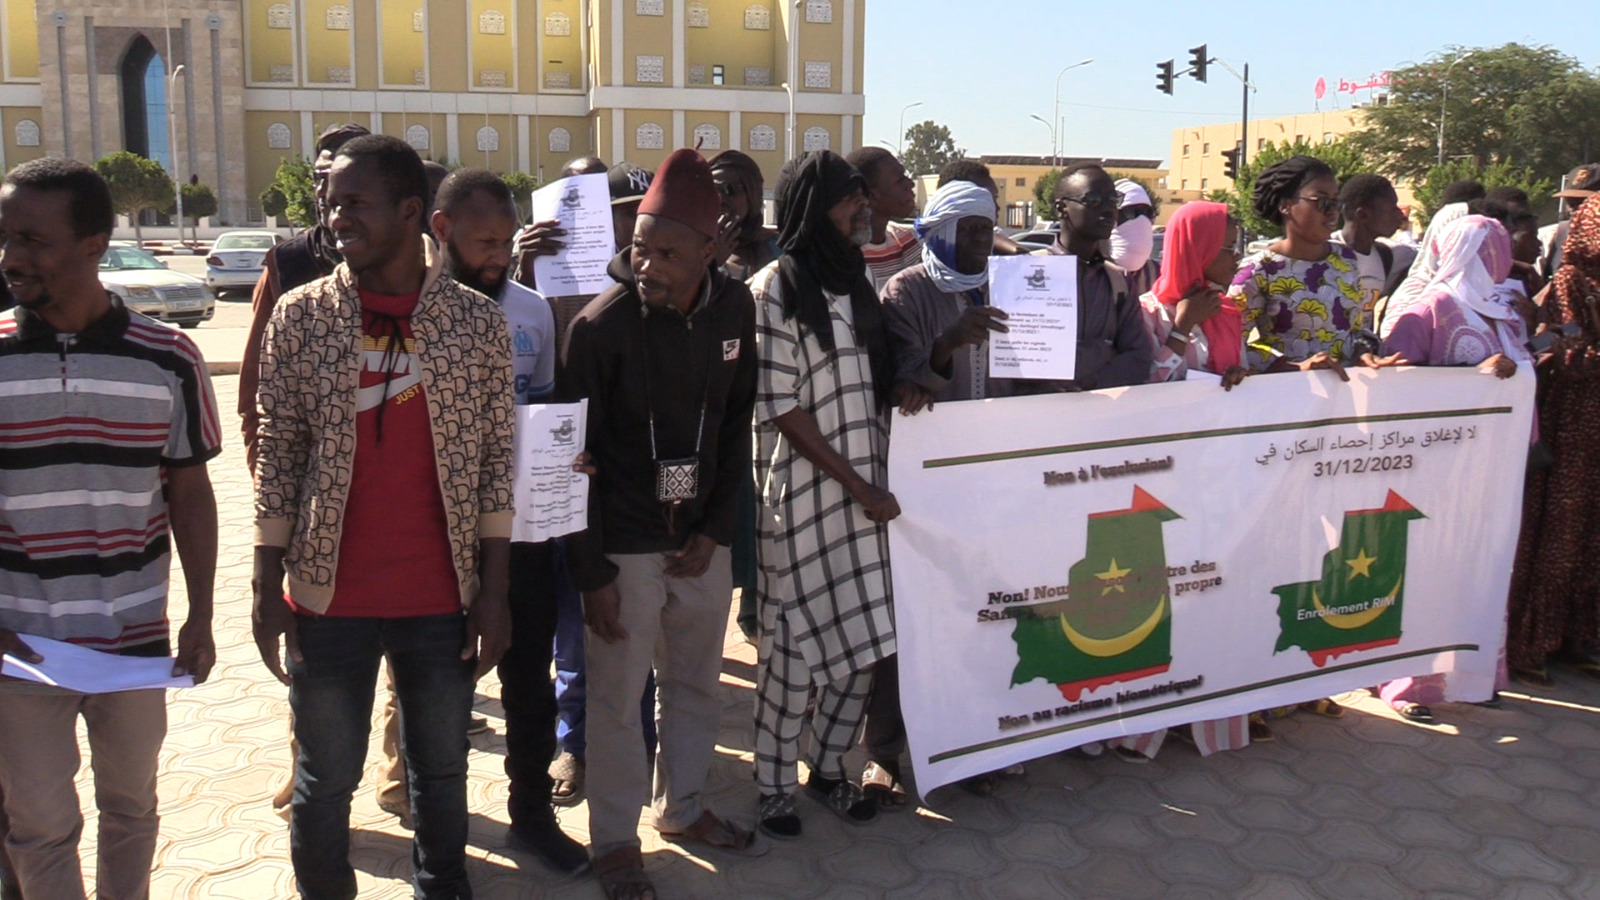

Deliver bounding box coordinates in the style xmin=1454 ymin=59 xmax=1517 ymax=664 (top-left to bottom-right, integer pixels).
xmin=55 ymin=376 xmax=1600 ymax=898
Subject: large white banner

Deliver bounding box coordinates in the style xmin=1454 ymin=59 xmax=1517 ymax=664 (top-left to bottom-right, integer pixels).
xmin=888 ymin=368 xmax=1535 ymax=793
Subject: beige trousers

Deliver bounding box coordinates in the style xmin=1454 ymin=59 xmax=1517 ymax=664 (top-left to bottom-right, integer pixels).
xmin=585 ymin=548 xmax=731 ymax=856
xmin=0 ymin=688 xmax=167 ymax=900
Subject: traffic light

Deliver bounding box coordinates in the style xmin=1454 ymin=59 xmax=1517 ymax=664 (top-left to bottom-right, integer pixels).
xmin=1222 ymin=142 xmax=1241 ymax=181
xmin=1189 ymin=45 xmax=1209 ymax=83
xmin=1156 ymin=60 xmax=1175 ymax=96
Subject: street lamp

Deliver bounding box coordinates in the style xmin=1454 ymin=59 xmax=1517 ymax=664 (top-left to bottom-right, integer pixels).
xmin=168 ymin=63 xmax=185 ymax=245
xmin=1051 ymin=58 xmax=1093 ymax=168
xmin=1029 ymin=114 xmax=1054 ymax=160
xmin=785 ymin=0 xmax=801 ymax=158
xmin=1437 ymin=50 xmax=1476 ymax=167
xmin=897 ymin=100 xmax=924 ymax=157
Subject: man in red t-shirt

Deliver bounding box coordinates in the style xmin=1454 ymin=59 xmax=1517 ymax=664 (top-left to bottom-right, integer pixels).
xmin=251 ymin=135 xmax=514 ymax=900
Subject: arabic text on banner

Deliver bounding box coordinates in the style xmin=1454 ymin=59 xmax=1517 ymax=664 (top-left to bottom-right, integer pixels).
xmin=887 ymin=368 xmax=1533 ymax=793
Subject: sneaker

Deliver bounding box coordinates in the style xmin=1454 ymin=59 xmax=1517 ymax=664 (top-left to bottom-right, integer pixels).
xmin=468 ymin=715 xmax=491 ymax=735
xmin=549 ymin=751 xmax=585 ymax=807
xmin=506 ymin=813 xmax=590 ymax=876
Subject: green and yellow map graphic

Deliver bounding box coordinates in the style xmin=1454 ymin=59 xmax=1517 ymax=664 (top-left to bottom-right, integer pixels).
xmin=1273 ymin=490 xmax=1425 ymax=667
xmin=1012 ymin=487 xmax=1180 ymax=701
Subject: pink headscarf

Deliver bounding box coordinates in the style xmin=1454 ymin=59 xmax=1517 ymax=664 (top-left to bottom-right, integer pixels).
xmin=1151 ymin=201 xmax=1241 ymax=373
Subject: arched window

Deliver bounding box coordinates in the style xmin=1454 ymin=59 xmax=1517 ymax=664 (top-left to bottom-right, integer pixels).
xmin=406 ymin=124 xmax=430 ymax=151
xmin=748 ymin=124 xmax=777 ymax=152
xmin=687 ymin=2 xmax=709 ymax=26
xmin=549 ymin=127 xmax=571 ymax=153
xmin=693 ymin=124 xmax=721 ymax=151
xmin=635 ymin=123 xmax=664 ymax=150
xmin=743 ymin=5 xmax=770 ymax=29
xmin=267 ymin=3 xmax=293 ymax=29
xmin=120 ymin=37 xmax=172 ymax=172
xmin=802 ymin=126 xmax=830 ymax=152
xmin=14 ymin=119 xmax=40 ymax=147
xmin=266 ymin=122 xmax=291 ymax=149
xmin=804 ymin=0 xmax=832 ymax=23
xmin=476 ymin=126 xmax=500 ymax=152
xmin=325 ymin=5 xmax=352 ymax=30
xmin=478 ymin=9 xmax=506 ymax=34
xmin=544 ymin=12 xmax=571 ymax=35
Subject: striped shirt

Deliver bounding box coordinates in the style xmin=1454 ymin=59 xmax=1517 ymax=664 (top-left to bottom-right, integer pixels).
xmin=862 ymin=221 xmax=922 ymax=293
xmin=0 ymin=300 xmax=220 ymax=654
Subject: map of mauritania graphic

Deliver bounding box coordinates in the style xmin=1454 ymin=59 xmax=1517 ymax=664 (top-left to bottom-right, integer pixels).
xmin=1012 ymin=486 xmax=1179 ymax=701
xmin=1273 ymin=490 xmax=1425 ymax=667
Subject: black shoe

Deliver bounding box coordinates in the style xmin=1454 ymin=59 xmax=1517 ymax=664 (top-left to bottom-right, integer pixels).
xmin=506 ymin=814 xmax=590 ymax=876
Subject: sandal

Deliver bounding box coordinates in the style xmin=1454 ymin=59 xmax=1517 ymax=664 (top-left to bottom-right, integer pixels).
xmin=757 ymin=793 xmax=801 ymax=841
xmin=1396 ymin=703 xmax=1435 ymax=723
xmin=1249 ymin=713 xmax=1275 ymax=743
xmin=658 ymin=810 xmax=768 ymax=857
xmin=861 ymin=761 xmax=908 ymax=811
xmin=1300 ymin=698 xmax=1345 ymax=718
xmin=592 ymin=847 xmax=656 ymax=900
xmin=805 ymin=776 xmax=877 ymax=825
xmin=549 ymin=752 xmax=585 ymax=808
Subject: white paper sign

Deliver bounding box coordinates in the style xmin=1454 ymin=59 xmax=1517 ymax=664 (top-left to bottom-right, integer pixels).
xmin=2 ymin=635 xmax=194 ymax=693
xmin=531 ymin=173 xmax=615 ymax=298
xmin=987 ymin=255 xmax=1078 ymax=380
xmin=888 ymin=368 xmax=1534 ymax=793
xmin=511 ymin=400 xmax=591 ymax=543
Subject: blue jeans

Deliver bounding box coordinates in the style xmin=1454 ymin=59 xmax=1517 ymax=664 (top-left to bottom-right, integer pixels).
xmin=288 ymin=613 xmax=475 ymax=900
xmin=553 ymin=544 xmax=657 ymax=758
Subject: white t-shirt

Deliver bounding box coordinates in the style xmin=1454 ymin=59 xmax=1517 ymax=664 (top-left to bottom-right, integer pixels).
xmin=1329 ymin=232 xmax=1389 ymax=311
xmin=500 ymin=278 xmax=557 ymax=403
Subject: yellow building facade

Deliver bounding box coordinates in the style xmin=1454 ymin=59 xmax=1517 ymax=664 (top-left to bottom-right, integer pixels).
xmin=0 ymin=0 xmax=864 ymax=225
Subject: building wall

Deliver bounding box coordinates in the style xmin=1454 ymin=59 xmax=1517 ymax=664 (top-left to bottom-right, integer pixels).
xmin=5 ymin=0 xmax=862 ymax=226
xmin=1168 ymin=110 xmax=1367 ymax=195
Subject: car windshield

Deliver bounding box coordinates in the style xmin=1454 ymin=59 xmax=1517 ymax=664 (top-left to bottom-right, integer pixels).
xmin=99 ymin=248 xmax=168 ymax=271
xmin=214 ymin=234 xmax=276 ymax=251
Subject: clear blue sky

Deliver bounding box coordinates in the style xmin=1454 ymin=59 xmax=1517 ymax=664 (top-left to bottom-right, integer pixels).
xmin=861 ymin=0 xmax=1600 ymax=166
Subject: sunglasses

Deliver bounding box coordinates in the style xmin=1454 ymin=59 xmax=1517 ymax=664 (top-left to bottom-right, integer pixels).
xmin=1296 ymin=194 xmax=1340 ymax=214
xmin=1058 ymin=189 xmax=1125 ymax=211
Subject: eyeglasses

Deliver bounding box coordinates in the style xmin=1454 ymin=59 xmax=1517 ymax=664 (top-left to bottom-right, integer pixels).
xmin=1117 ymin=204 xmax=1155 ymax=224
xmin=1058 ymin=189 xmax=1125 ymax=211
xmin=1296 ymin=194 xmax=1340 ymax=214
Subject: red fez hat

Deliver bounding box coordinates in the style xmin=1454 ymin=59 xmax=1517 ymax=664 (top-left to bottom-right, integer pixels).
xmin=637 ymin=148 xmax=720 ymax=240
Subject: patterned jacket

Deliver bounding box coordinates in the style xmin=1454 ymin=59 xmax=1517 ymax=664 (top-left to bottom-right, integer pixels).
xmin=253 ymin=237 xmax=514 ymax=614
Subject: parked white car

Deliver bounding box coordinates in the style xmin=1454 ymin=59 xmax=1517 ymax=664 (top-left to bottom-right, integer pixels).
xmin=205 ymin=230 xmax=280 ymax=297
xmin=100 ymin=246 xmax=214 ymax=328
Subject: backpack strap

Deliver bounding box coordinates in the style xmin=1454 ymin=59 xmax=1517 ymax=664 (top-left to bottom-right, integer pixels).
xmin=1373 ymin=241 xmax=1394 ymax=280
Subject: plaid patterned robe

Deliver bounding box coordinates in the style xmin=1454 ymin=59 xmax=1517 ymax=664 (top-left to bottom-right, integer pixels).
xmin=750 ymin=264 xmax=896 ymax=685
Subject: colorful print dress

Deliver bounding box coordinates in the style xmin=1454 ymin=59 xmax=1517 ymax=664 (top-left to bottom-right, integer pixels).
xmin=1227 ymin=245 xmax=1371 ymax=372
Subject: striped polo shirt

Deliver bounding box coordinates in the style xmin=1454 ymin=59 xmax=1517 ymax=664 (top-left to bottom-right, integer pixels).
xmin=0 ymin=299 xmax=220 ymax=654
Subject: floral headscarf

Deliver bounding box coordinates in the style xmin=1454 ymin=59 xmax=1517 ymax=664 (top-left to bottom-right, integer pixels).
xmin=1553 ymin=195 xmax=1600 ymax=341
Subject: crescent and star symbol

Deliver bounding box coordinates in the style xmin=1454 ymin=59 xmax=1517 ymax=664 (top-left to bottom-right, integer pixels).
xmin=1096 ymin=558 xmax=1132 ymax=595
xmin=1344 ymin=548 xmax=1377 ymax=579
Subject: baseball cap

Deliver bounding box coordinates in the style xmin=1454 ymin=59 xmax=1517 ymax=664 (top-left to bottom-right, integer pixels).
xmin=1553 ymin=163 xmax=1600 ymax=199
xmin=608 ymin=163 xmax=654 ymax=206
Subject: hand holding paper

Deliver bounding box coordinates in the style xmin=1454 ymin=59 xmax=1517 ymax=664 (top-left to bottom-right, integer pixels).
xmin=2 ymin=634 xmax=195 ymax=693
xmin=987 ymin=255 xmax=1079 ymax=380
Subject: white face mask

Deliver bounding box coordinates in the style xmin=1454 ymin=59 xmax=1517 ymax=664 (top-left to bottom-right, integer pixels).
xmin=1110 ymin=215 xmax=1155 ymax=271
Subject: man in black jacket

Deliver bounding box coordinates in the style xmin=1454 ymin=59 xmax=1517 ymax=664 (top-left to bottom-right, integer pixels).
xmin=559 ymin=148 xmax=762 ymax=897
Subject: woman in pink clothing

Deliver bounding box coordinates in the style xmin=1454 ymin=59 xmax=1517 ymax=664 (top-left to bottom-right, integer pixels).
xmin=1376 ymin=214 xmax=1524 ymax=722
xmin=1137 ymin=201 xmax=1248 ymax=386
